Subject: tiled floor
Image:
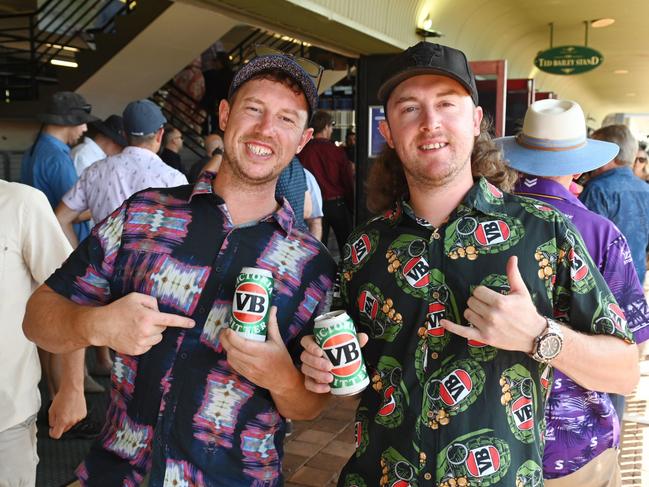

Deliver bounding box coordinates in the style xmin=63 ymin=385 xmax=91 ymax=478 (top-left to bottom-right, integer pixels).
xmin=283 ymin=396 xmax=359 ymax=487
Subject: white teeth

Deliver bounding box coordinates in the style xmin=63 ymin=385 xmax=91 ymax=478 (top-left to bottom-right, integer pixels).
xmin=247 ymin=143 xmax=272 ymax=156
xmin=421 ymin=142 xmax=447 ymax=150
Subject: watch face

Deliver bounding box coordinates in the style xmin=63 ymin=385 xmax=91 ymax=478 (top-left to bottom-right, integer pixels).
xmin=540 ymin=335 xmax=562 ymax=359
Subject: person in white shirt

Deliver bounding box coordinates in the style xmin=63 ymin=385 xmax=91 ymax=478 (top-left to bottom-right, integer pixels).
xmin=70 ymin=114 xmax=126 ymax=177
xmin=56 ymin=100 xmax=188 ymax=246
xmin=0 ymin=180 xmax=82 ymax=486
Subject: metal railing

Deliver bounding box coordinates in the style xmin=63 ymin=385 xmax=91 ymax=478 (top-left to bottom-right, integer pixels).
xmin=150 ymin=80 xmax=206 ymax=157
xmin=0 ymin=0 xmax=134 ymax=100
xmin=148 ymin=28 xmax=313 ymax=159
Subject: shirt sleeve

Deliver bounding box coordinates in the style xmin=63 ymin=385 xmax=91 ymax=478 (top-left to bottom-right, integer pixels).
xmin=62 ymin=169 xmax=90 ymax=213
xmin=553 ymin=218 xmax=635 ymax=343
xmin=172 ymin=171 xmax=189 ymax=186
xmin=579 ymin=184 xmax=609 ymax=218
xmin=45 ymin=201 xmax=127 ymax=306
xmin=285 ymin=249 xmax=337 ymax=363
xmin=21 ymin=188 xmax=73 ymax=284
xmin=601 ymin=234 xmax=649 ymax=343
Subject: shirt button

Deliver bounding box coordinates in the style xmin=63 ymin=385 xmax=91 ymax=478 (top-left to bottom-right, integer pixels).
xmin=215 ymin=266 xmax=222 ymax=273
xmin=199 ymin=307 xmax=205 ymax=313
xmin=424 ymin=473 xmax=432 ymax=481
xmin=180 ymin=352 xmax=188 ymax=360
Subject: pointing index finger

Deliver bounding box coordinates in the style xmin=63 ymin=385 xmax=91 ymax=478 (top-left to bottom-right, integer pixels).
xmin=151 ymin=310 xmax=195 ymax=329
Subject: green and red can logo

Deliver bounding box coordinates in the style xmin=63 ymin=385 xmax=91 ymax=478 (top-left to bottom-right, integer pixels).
xmin=230 ymin=267 xmax=274 ymax=342
xmin=314 ymin=310 xmax=369 ymax=396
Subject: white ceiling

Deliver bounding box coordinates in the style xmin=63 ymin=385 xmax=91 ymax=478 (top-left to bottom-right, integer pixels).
xmin=422 ymin=0 xmax=649 ymax=124
xmin=196 ymin=0 xmax=649 ymax=125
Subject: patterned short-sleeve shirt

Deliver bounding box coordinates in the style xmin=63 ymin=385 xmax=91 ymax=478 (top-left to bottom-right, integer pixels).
xmin=46 ymin=172 xmax=336 ymax=486
xmin=335 ymin=178 xmax=633 ymax=487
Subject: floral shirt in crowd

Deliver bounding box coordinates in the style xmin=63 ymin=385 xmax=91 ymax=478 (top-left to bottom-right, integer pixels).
xmin=46 ymin=173 xmax=336 ymax=486
xmin=515 ymin=175 xmax=649 ymax=479
xmin=334 ymin=178 xmax=633 ymax=487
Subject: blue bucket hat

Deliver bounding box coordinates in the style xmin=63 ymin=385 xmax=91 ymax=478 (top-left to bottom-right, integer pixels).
xmin=496 ymin=99 xmax=619 ymax=177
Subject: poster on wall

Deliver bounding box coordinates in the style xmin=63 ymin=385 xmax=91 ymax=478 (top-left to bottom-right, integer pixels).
xmin=368 ymin=106 xmax=386 ymax=158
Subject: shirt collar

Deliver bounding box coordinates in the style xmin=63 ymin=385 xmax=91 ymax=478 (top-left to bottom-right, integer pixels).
xmin=400 ymin=177 xmax=505 ymax=229
xmin=188 ymin=171 xmax=295 ymax=235
xmin=595 ymin=166 xmax=634 ymax=179
xmin=513 ymin=175 xmax=588 ymax=210
xmin=40 ymin=133 xmax=70 ymax=154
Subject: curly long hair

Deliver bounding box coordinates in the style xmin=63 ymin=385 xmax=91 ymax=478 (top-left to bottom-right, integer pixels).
xmin=365 ymin=118 xmax=517 ymax=213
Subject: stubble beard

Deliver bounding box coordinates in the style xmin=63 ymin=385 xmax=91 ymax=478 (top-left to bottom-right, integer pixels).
xmin=401 ymin=148 xmax=471 ymax=190
xmin=222 ymin=147 xmax=284 ymax=188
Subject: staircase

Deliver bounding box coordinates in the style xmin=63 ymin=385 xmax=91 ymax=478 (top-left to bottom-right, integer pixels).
xmin=0 ymin=0 xmax=173 ymax=118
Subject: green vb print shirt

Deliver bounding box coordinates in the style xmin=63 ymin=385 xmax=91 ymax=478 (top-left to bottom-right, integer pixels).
xmin=335 ymin=178 xmax=634 ymax=487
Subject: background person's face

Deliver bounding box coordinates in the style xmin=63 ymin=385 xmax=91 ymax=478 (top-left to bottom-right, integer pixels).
xmin=67 ymin=124 xmax=87 ymax=146
xmin=634 ymin=149 xmax=648 ymax=179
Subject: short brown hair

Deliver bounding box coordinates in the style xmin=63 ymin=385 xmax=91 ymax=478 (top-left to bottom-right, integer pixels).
xmin=365 ymin=118 xmax=517 ymax=213
xmin=591 ymin=124 xmax=636 ymax=167
xmin=310 ymin=110 xmax=333 ymax=133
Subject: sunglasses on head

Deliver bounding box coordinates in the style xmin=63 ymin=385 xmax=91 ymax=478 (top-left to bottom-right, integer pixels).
xmin=70 ymin=104 xmax=92 ymax=114
xmin=254 ymin=45 xmax=324 ymax=91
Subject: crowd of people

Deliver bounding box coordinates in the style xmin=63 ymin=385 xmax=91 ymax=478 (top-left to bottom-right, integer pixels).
xmin=1 ymin=40 xmax=647 ymax=487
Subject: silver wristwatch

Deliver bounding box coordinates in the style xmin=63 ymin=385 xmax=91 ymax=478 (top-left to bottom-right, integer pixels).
xmin=531 ymin=317 xmax=564 ymax=363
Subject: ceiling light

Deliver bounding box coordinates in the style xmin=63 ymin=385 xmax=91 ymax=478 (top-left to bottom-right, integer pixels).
xmin=613 ymin=69 xmax=629 ymax=74
xmin=591 ymin=18 xmax=615 ymax=28
xmin=45 ymin=43 xmax=79 ymax=53
xmin=50 ymin=59 xmax=78 ymax=68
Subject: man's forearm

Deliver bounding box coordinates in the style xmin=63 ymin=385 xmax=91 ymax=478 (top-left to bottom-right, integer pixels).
xmin=307 ymin=218 xmax=323 ymax=240
xmin=23 ymin=284 xmax=97 ymax=353
xmin=552 ymin=324 xmax=639 ymax=395
xmin=270 ymin=366 xmax=331 ymax=420
xmin=57 ymin=348 xmax=86 ymax=392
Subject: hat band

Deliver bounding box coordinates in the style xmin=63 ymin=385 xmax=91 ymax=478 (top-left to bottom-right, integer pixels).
xmin=516 ymin=133 xmax=586 ymax=152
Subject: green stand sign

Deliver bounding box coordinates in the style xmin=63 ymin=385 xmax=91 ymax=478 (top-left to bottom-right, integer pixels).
xmin=534 ymin=45 xmax=603 ymax=75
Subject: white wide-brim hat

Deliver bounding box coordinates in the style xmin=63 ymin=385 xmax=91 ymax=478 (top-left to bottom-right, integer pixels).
xmin=496 ymin=99 xmax=619 ymax=177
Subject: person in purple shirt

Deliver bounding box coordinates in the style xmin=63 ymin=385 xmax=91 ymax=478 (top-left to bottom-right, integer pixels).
xmin=498 ymin=99 xmax=648 ymax=487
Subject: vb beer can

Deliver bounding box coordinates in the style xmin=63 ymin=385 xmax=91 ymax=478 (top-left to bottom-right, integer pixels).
xmin=230 ymin=267 xmax=274 ymax=342
xmin=314 ymin=310 xmax=369 ymax=396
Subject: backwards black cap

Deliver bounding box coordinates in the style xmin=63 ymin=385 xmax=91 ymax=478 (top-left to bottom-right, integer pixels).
xmin=378 ymin=42 xmax=479 ymax=106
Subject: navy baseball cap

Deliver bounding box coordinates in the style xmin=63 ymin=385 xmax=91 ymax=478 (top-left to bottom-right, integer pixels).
xmin=122 ymin=100 xmax=166 ymax=136
xmin=228 ymin=54 xmax=319 ymax=116
xmin=378 ymin=42 xmax=479 ymax=106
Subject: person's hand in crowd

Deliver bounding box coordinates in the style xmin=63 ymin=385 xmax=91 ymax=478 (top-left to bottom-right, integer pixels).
xmin=300 ymin=331 xmax=369 ymax=393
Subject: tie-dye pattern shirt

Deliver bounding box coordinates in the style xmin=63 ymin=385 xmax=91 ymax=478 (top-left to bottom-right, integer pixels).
xmin=46 ymin=172 xmax=336 ymax=486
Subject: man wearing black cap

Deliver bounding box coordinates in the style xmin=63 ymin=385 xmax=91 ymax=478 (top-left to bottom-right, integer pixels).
xmin=300 ymin=42 xmax=636 ymax=487
xmin=56 ymin=99 xmax=187 ymax=247
xmin=21 ymin=91 xmax=98 ymax=243
xmin=24 ymin=54 xmax=335 ymax=486
xmin=71 ymin=114 xmax=127 ymax=177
